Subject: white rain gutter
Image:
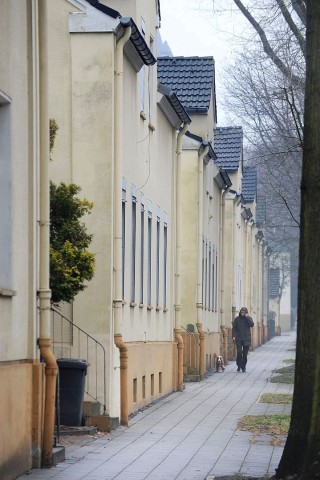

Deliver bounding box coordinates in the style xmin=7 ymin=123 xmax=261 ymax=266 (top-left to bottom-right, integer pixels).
xmin=36 ymin=0 xmax=58 ymax=467
xmin=196 ymin=144 xmax=209 ymax=378
xmin=174 ymin=122 xmax=189 ymax=392
xmin=113 ymin=24 xmax=132 ymax=426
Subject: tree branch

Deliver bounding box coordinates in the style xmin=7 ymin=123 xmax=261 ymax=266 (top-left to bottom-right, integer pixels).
xmin=233 ymin=0 xmax=303 ymax=86
xmin=291 ymin=0 xmax=306 ymax=26
xmin=276 ymin=0 xmax=306 ymax=56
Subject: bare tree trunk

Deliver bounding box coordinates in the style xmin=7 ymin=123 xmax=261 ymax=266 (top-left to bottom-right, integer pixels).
xmin=276 ymin=0 xmax=320 ymax=477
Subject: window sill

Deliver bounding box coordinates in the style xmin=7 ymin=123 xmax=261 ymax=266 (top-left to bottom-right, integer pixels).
xmin=130 ymin=302 xmax=137 ymax=308
xmin=140 ymin=111 xmax=147 ymax=120
xmin=156 ymin=306 xmax=162 ymax=311
xmin=148 ymin=122 xmax=155 ymax=131
xmin=147 ymin=305 xmax=153 ymax=310
xmin=0 ymin=288 xmax=17 ymax=297
xmin=139 ymin=303 xmax=144 ymax=308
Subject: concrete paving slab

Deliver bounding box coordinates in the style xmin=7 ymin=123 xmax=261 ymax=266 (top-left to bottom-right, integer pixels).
xmin=18 ymin=332 xmax=296 ymax=480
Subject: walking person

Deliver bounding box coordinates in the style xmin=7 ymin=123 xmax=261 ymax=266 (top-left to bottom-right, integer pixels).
xmin=232 ymin=307 xmax=254 ymax=372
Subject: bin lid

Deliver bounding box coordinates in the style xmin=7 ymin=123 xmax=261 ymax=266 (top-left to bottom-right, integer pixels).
xmin=57 ymin=358 xmax=90 ymax=369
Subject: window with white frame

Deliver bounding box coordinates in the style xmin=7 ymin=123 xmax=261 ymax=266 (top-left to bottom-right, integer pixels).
xmin=163 ymin=213 xmax=168 ymax=309
xmin=202 ymin=238 xmax=205 ymax=306
xmin=215 ymin=251 xmax=218 ymax=311
xmin=122 ymin=178 xmax=127 ymax=300
xmin=156 ymin=207 xmax=160 ymax=306
xmin=0 ymin=91 xmax=12 ymax=290
xmin=130 ymin=185 xmax=137 ymax=303
xmin=208 ymin=243 xmax=212 ymax=310
xmin=212 ymin=253 xmax=215 ymax=311
xmin=140 ymin=194 xmax=145 ymax=305
xmin=147 ymin=201 xmax=152 ymax=306
xmin=204 ymin=239 xmax=208 ymax=309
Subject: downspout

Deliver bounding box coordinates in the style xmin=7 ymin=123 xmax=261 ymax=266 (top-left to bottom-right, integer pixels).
xmin=245 ymin=220 xmax=249 ymax=308
xmin=231 ymin=196 xmax=237 ymax=309
xmin=219 ymin=186 xmax=230 ymax=362
xmin=36 ymin=0 xmax=58 ymax=467
xmin=113 ymin=23 xmax=131 ymax=426
xmin=196 ymin=144 xmax=209 ymax=379
xmin=174 ymin=122 xmax=188 ymax=392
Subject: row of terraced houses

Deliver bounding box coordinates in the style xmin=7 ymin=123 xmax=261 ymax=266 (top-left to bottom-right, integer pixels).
xmin=0 ymin=0 xmax=289 ymax=478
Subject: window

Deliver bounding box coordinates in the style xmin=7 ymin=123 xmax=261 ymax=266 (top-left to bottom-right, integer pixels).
xmin=140 ymin=194 xmax=145 ymax=305
xmin=0 ymin=91 xmax=12 ymax=290
xmin=163 ymin=214 xmax=168 ymax=309
xmin=202 ymin=238 xmax=205 ymax=306
xmin=208 ymin=244 xmax=212 ymax=310
xmin=156 ymin=208 xmax=160 ymax=306
xmin=142 ymin=375 xmax=146 ymax=399
xmin=147 ymin=201 xmax=152 ymax=306
xmin=131 ymin=185 xmax=137 ymax=303
xmin=212 ymin=257 xmax=215 ymax=312
xmin=215 ymin=252 xmax=218 ymax=310
xmin=133 ymin=378 xmax=137 ymax=403
xmin=204 ymin=240 xmax=208 ymax=309
xmin=122 ymin=178 xmax=127 ymax=300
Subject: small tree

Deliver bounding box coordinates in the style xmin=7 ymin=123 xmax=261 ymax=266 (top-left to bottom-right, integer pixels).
xmin=50 ymin=182 xmax=95 ymax=304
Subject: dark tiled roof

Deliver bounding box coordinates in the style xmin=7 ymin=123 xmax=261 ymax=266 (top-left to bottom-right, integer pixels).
xmin=269 ymin=268 xmax=280 ymax=298
xmin=256 ymin=194 xmax=267 ymax=225
xmin=214 ymin=126 xmax=243 ymax=172
xmin=157 ymin=57 xmax=215 ymax=114
xmin=242 ymin=166 xmax=256 ymax=203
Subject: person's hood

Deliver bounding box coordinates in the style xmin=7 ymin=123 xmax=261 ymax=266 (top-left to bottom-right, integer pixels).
xmin=239 ymin=307 xmax=248 ymax=315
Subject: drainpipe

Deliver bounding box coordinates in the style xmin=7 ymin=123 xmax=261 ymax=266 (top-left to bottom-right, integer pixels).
xmin=113 ymin=23 xmax=131 ymax=426
xmin=219 ymin=186 xmax=230 ymax=327
xmin=36 ymin=0 xmax=58 ymax=467
xmin=219 ymin=186 xmax=230 ymax=362
xmin=174 ymin=123 xmax=188 ymax=392
xmin=245 ymin=220 xmax=249 ymax=308
xmin=196 ymin=144 xmax=209 ymax=379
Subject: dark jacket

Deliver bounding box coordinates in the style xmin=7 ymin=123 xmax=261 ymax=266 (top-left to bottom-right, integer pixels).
xmin=232 ymin=308 xmax=254 ymax=346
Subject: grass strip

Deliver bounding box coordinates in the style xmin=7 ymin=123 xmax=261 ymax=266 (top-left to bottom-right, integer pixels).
xmin=238 ymin=414 xmax=290 ymax=436
xmin=259 ymin=393 xmax=292 ymax=404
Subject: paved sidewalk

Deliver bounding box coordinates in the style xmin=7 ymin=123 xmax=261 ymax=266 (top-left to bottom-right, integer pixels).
xmin=19 ymin=332 xmax=295 ymax=480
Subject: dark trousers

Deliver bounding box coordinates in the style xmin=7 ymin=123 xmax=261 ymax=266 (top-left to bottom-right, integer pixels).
xmin=236 ymin=342 xmax=249 ymax=369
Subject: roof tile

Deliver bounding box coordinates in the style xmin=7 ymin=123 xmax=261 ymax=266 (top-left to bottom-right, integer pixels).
xmin=242 ymin=166 xmax=257 ymax=203
xmin=157 ymin=56 xmax=214 ymax=113
xmin=214 ymin=126 xmax=243 ymax=171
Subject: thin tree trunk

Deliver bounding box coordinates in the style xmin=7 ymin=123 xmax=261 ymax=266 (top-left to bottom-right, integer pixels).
xmin=276 ymin=0 xmax=320 ymax=477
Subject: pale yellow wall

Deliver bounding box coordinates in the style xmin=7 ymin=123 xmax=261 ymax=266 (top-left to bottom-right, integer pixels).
xmin=47 ymin=0 xmax=179 ymax=420
xmin=126 ymin=342 xmax=176 ymax=414
xmin=188 ymin=110 xmax=215 ymax=144
xmin=221 ymin=197 xmax=235 ymax=329
xmin=201 ymin=160 xmax=223 ymax=333
xmin=0 ymin=363 xmax=34 ymax=478
xmin=48 ymin=16 xmax=117 ymax=413
xmin=180 ymin=149 xmax=199 ymax=326
xmin=0 ymin=0 xmax=38 ymax=362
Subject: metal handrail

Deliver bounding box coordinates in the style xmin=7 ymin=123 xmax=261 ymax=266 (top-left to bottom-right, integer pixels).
xmin=51 ymin=305 xmax=107 ymax=414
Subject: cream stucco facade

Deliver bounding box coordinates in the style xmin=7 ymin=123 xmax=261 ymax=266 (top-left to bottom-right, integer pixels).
xmin=1 ymin=0 xmax=280 ymax=476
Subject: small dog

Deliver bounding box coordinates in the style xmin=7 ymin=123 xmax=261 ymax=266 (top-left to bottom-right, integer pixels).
xmin=215 ymin=355 xmax=225 ymax=373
